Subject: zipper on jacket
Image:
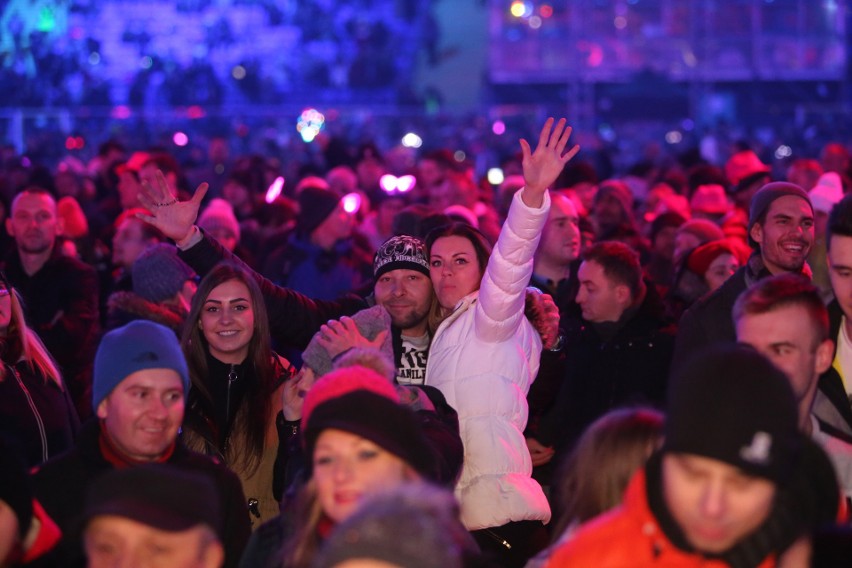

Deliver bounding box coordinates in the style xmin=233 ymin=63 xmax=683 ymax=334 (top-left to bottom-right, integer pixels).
xmin=224 ymin=365 xmax=238 ymax=451
xmin=12 ymin=365 xmax=48 ymax=463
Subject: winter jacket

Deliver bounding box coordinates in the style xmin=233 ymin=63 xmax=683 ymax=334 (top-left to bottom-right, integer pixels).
xmin=671 ymin=260 xmax=749 ymax=374
xmin=30 ymin=420 xmax=251 ymax=568
xmin=815 ymin=300 xmax=852 ymax=438
xmin=0 ymin=360 xmax=79 ymax=467
xmin=3 ymin=247 xmax=100 ymax=418
xmin=673 ymin=253 xmax=818 ymax=374
xmin=425 ymin=189 xmax=551 ymax=530
xmin=182 ymin=352 xmax=294 ymax=528
xmin=544 ymin=469 xmax=775 ymax=568
xmin=546 ymin=439 xmax=841 ymax=568
xmin=545 ymin=283 xmax=675 ymax=454
xmin=261 ymin=233 xmax=373 ymax=300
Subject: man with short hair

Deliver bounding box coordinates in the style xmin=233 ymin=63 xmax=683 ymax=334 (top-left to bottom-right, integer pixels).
xmin=31 ymin=320 xmax=250 ymax=568
xmin=545 ymin=241 xmax=675 ymax=455
xmin=82 ymin=465 xmax=224 ymax=568
xmin=531 ymin=192 xmax=581 ymax=313
xmin=734 ymin=274 xmax=852 ymax=499
xmin=546 ymin=344 xmax=840 ymax=566
xmin=3 ymin=187 xmax=100 ymax=418
xmin=673 ymin=182 xmax=815 ymax=372
xmin=816 ymin=193 xmax=852 ymax=437
xmin=525 ymin=194 xmax=582 ymax=469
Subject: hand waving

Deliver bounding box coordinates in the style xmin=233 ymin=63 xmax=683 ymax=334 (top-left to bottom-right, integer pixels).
xmin=519 ymin=117 xmax=580 ymax=207
xmin=136 ymin=169 xmax=209 ymax=245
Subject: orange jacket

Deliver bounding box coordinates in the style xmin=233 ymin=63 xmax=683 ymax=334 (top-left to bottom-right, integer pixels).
xmin=545 ymin=470 xmax=776 ymax=568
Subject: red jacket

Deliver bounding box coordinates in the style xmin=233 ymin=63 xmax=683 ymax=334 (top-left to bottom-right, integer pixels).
xmin=545 ymin=470 xmax=776 ymax=568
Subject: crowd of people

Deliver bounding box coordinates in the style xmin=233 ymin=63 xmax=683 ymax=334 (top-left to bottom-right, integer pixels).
xmin=1 ymin=116 xmax=852 ymax=567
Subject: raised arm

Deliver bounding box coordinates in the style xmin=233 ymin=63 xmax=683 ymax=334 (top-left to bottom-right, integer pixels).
xmin=475 ymin=118 xmax=579 ymax=343
xmin=136 ymin=171 xmax=367 ymax=349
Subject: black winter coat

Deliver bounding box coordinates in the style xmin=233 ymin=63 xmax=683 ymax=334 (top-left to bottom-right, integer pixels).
xmin=545 ymin=285 xmax=676 ymax=454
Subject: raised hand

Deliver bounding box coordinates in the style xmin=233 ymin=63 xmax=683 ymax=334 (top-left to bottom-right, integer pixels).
xmin=518 ymin=117 xmax=580 ymax=207
xmin=282 ymin=367 xmax=316 ymax=421
xmin=136 ymin=169 xmax=208 ymax=245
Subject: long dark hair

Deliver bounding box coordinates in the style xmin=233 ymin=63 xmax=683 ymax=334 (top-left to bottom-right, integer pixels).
xmin=181 ymin=262 xmax=276 ymax=475
xmin=425 ymin=222 xmax=493 ymax=331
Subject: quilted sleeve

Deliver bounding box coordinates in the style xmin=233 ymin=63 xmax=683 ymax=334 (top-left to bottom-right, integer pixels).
xmin=474 ymin=189 xmax=550 ymax=343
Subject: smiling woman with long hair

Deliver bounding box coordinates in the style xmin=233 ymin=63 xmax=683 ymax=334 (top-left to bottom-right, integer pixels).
xmin=0 ymin=271 xmax=79 ymax=467
xmin=181 ymin=262 xmax=295 ymax=527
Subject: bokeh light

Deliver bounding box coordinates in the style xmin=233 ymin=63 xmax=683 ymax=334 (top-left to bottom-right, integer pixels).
xmin=173 ymin=131 xmax=189 ymax=146
xmin=665 ymin=131 xmax=683 ymax=144
xmin=488 ymin=168 xmax=505 ymax=185
xmin=774 ymin=145 xmax=792 ymax=159
xmin=380 ymin=174 xmax=416 ymax=193
xmin=265 ymin=176 xmax=285 ymax=203
xmin=341 ymin=192 xmax=362 ymax=214
xmin=401 ymin=132 xmax=423 ymax=148
xmin=297 ymin=108 xmax=326 ymax=143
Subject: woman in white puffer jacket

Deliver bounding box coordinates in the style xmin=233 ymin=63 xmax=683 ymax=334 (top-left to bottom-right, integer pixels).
xmin=424 ymin=118 xmax=579 ymax=568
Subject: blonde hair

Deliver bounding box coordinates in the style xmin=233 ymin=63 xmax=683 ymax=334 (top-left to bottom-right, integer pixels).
xmin=0 ymin=290 xmax=63 ymax=387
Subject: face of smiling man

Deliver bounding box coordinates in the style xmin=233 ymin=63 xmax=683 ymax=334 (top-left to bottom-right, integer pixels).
xmin=97 ymin=369 xmax=185 ymax=461
xmin=750 ymin=195 xmax=814 ymax=275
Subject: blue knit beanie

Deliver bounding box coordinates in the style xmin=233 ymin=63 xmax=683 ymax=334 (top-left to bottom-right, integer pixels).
xmin=93 ymin=320 xmax=190 ymax=410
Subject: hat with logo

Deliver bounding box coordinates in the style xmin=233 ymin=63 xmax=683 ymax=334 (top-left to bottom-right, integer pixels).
xmin=373 ymin=235 xmax=430 ymax=279
xmin=92 ymin=320 xmax=189 ymax=409
xmin=664 ymin=344 xmax=801 ymax=482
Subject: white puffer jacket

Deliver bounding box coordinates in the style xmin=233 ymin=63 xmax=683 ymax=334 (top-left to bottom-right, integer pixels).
xmin=425 ymin=189 xmax=551 ymax=530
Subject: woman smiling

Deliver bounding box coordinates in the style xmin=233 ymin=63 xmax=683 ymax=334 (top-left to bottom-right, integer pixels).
xmin=181 ymin=263 xmax=295 ymax=527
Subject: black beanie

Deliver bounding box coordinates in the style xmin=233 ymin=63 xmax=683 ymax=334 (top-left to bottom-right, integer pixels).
xmin=298 ymin=186 xmax=341 ymax=236
xmin=664 ymin=344 xmax=802 ymax=483
xmin=748 ymin=182 xmax=812 ymax=248
xmin=304 ymin=390 xmax=435 ymax=481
